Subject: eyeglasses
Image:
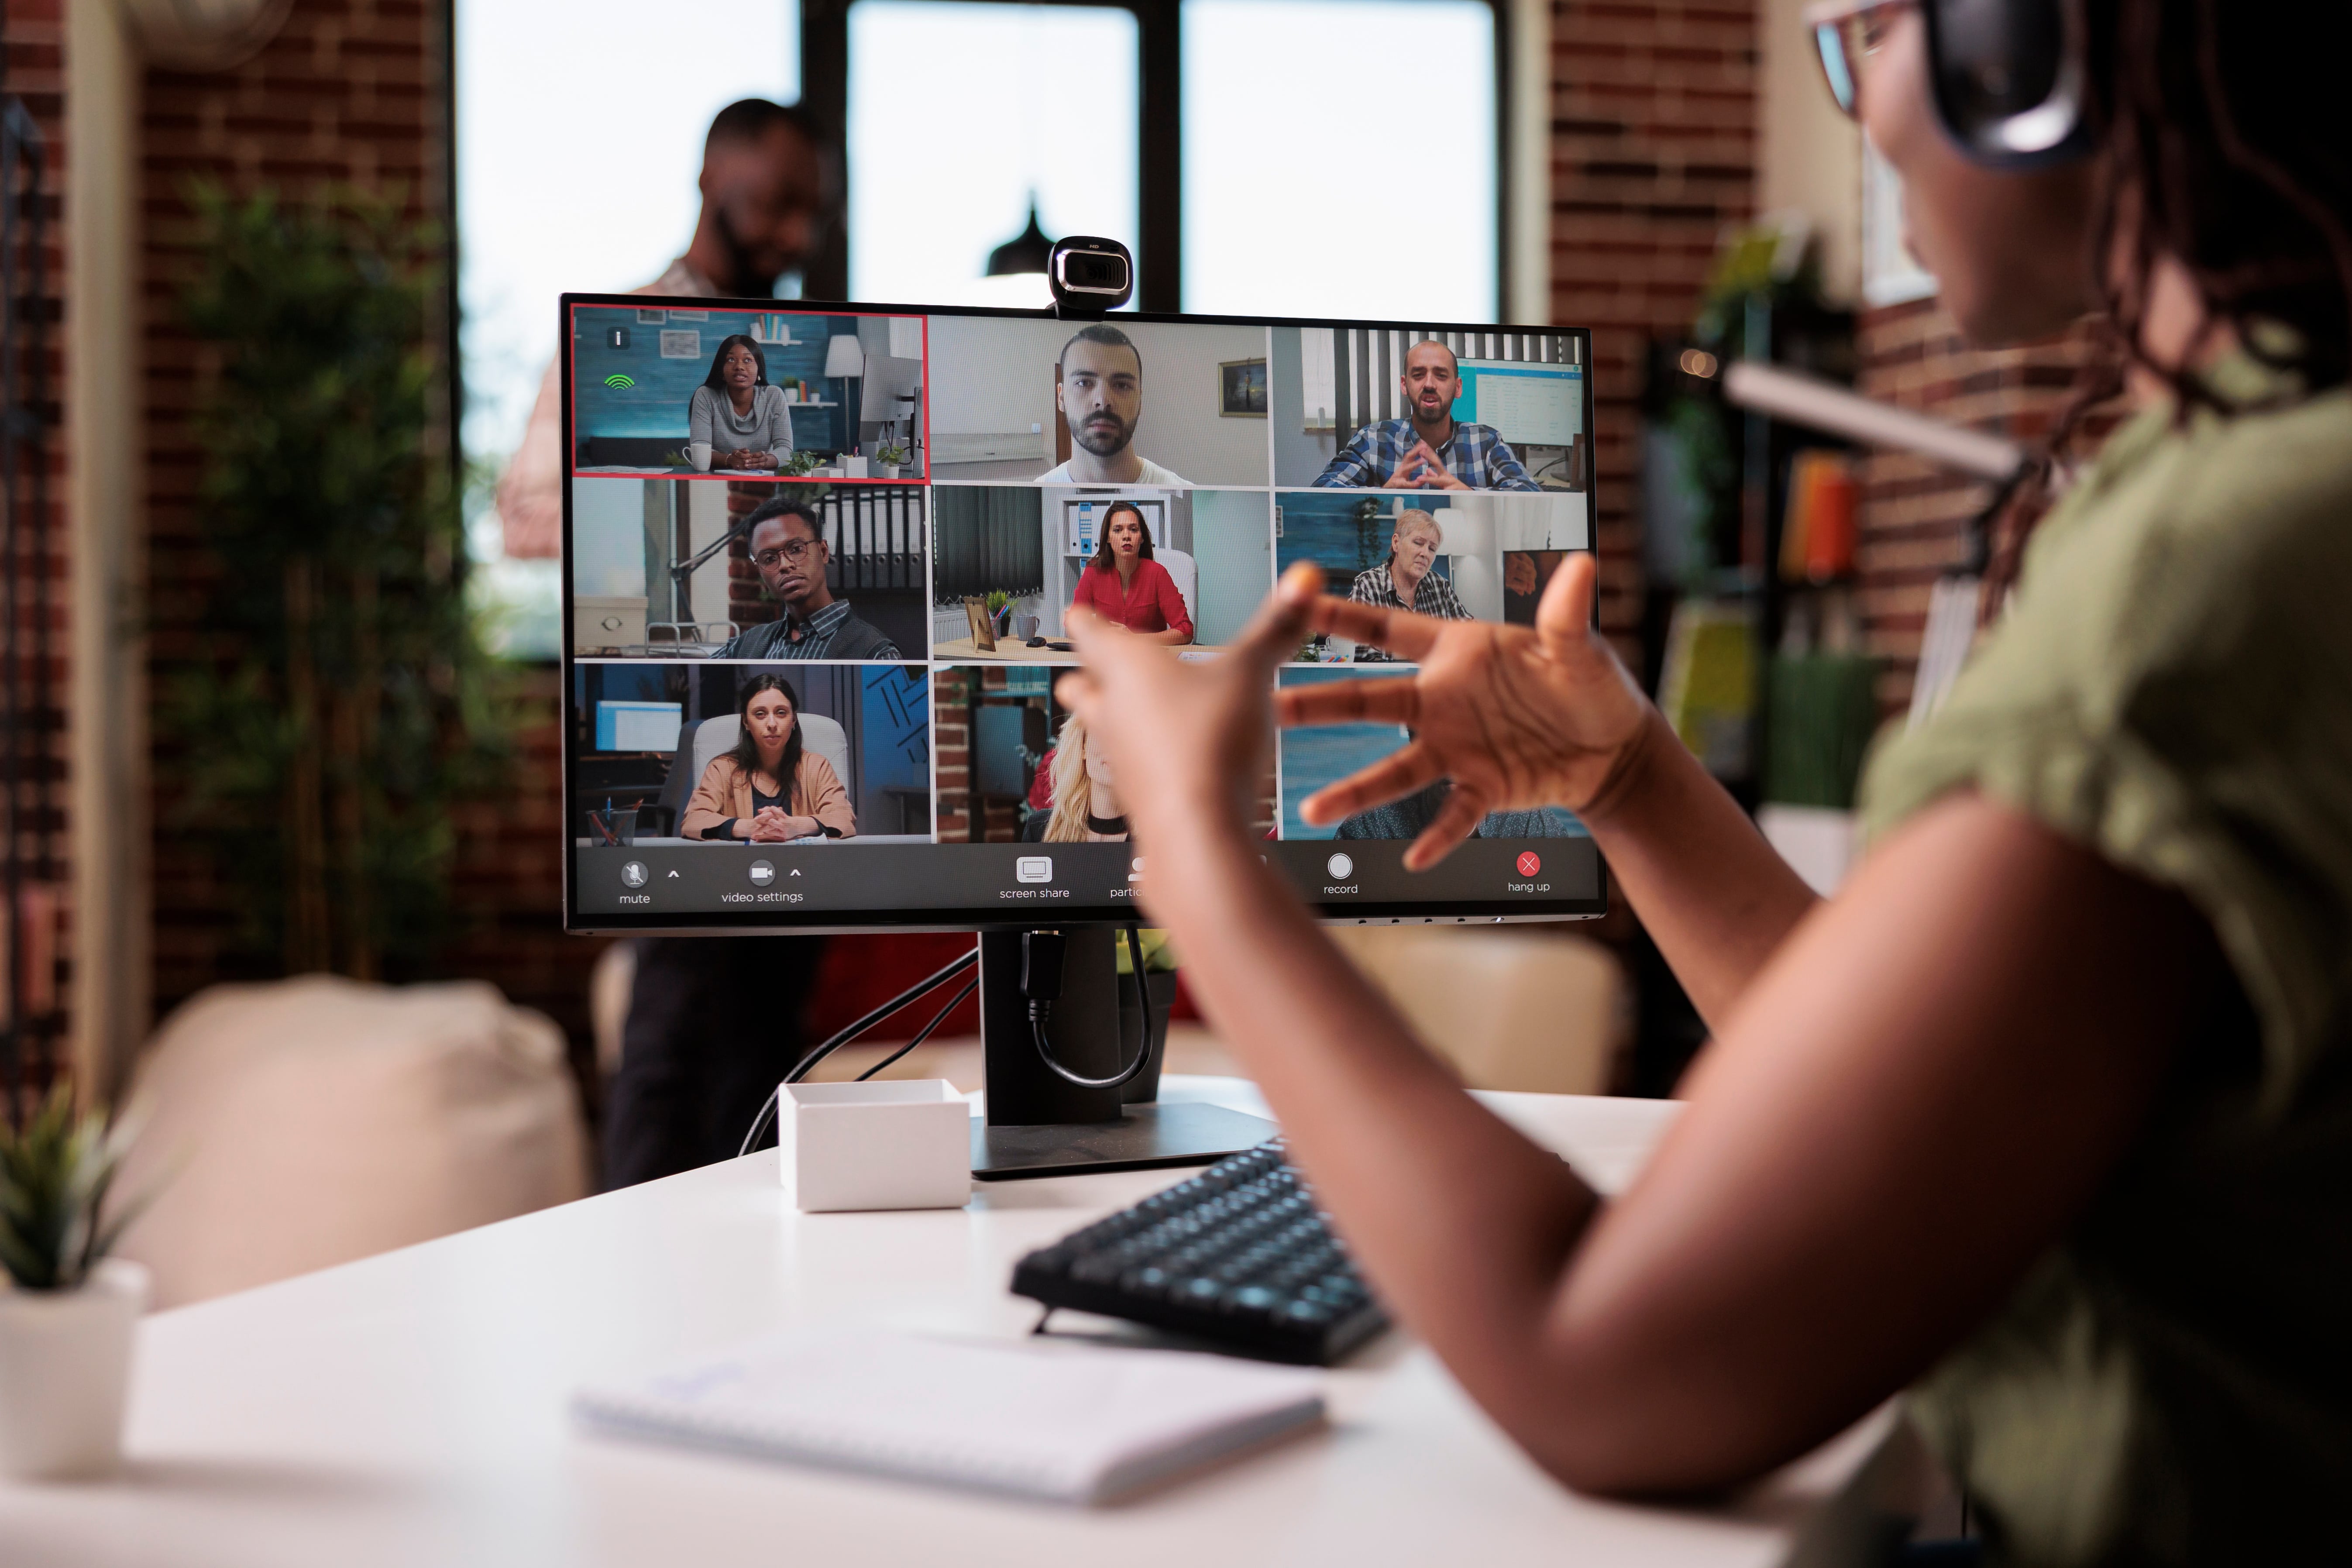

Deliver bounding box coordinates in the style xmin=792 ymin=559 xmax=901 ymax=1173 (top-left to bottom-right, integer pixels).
xmin=753 ymin=537 xmax=821 ymax=569
xmin=1804 ymin=0 xmax=1910 ymax=119
xmin=1805 ymin=0 xmax=2090 ymax=169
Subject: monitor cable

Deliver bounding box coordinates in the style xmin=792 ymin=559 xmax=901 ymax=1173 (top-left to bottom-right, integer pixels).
xmin=737 ymin=945 xmax=979 ymax=1158
xmin=1021 ymin=926 xmax=1154 ymax=1091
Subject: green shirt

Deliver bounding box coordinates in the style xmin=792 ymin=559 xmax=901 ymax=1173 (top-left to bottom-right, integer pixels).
xmin=1857 ymin=366 xmax=2352 ymax=1565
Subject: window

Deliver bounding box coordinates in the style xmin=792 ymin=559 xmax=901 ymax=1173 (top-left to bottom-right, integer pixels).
xmin=820 ymin=0 xmax=1504 ymax=316
xmin=457 ymin=0 xmax=801 ymax=471
xmin=1182 ymin=0 xmax=1496 ymax=320
xmin=848 ymin=3 xmax=1139 ymax=308
xmin=455 ymin=0 xmax=800 ymax=654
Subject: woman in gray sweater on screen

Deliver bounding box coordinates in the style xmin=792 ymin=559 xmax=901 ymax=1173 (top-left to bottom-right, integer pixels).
xmin=688 ymin=333 xmax=793 ymax=471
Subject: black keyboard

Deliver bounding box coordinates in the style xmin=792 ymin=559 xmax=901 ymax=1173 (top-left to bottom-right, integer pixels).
xmin=1009 ymin=1141 xmax=1388 ymax=1365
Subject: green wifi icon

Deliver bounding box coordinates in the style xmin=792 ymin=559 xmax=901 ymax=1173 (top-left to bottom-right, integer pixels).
xmin=604 ymin=374 xmax=636 ymax=389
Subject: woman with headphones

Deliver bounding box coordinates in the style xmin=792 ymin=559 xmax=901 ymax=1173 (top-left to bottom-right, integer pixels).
xmin=1059 ymin=3 xmax=2352 ymax=1560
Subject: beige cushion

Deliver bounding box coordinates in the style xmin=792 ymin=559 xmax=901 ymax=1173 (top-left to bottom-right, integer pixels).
xmin=1327 ymin=927 xmax=1625 ymax=1095
xmin=113 ymin=975 xmax=589 ymax=1308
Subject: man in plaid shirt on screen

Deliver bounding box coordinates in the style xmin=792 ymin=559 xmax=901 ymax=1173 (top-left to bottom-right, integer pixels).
xmin=1313 ymin=339 xmax=1539 ymax=492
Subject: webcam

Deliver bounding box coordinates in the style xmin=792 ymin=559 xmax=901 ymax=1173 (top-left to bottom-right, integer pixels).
xmin=1048 ymin=237 xmax=1133 ymax=316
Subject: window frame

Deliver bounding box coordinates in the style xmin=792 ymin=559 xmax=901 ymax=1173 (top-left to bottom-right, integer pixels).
xmin=798 ymin=0 xmax=1513 ymax=316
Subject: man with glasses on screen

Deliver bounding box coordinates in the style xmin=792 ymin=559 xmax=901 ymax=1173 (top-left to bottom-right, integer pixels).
xmin=712 ymin=497 xmax=901 ymax=660
xmin=1313 ymin=338 xmax=1539 ymax=492
xmin=495 ymin=98 xmax=834 ymax=560
xmin=1035 ymin=324 xmax=1191 ymax=486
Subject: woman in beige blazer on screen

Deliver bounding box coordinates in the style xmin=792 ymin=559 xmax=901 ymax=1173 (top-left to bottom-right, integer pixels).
xmin=680 ymin=674 xmax=856 ymax=842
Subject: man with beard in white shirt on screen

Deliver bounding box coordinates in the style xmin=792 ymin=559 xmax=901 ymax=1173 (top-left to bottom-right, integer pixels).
xmin=1035 ymin=324 xmax=1190 ymax=486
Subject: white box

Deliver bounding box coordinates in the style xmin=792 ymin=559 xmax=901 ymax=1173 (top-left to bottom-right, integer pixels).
xmin=777 ymin=1080 xmax=971 ymax=1213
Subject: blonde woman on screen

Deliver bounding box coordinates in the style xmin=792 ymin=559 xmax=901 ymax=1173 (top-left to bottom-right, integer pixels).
xmin=1042 ymin=714 xmax=1128 ymax=843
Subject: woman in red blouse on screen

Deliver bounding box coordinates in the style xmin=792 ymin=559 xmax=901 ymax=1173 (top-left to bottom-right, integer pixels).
xmin=1069 ymin=502 xmax=1192 ymax=646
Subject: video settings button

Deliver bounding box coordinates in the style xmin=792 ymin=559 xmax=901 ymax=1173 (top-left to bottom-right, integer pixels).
xmin=749 ymin=860 xmax=776 ymax=887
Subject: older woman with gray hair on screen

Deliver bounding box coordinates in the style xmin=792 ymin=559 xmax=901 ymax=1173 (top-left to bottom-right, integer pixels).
xmin=1348 ymin=509 xmax=1465 ymax=662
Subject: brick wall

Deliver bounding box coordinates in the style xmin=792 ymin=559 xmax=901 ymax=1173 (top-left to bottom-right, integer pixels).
xmin=1853 ymin=299 xmax=2115 ymax=714
xmin=0 ymin=2 xmax=70 ymax=1086
xmin=140 ymin=0 xmax=601 ymax=1045
xmin=1550 ymin=0 xmax=1760 ymax=666
xmin=724 ymin=479 xmax=778 ymax=631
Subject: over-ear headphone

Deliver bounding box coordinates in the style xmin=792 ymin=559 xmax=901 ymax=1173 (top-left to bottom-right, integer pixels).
xmin=1923 ymin=0 xmax=2093 ymax=168
xmin=1809 ymin=0 xmax=2094 ymax=170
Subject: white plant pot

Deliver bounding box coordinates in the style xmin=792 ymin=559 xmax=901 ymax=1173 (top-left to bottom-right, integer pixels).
xmin=0 ymin=1258 xmax=149 ymax=1479
xmin=880 ymin=463 xmax=900 ymax=481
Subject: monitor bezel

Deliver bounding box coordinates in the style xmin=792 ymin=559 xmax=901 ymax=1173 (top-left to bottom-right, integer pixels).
xmin=557 ymin=290 xmax=1606 ymax=935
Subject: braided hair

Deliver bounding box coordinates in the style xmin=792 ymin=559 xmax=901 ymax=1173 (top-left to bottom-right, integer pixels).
xmin=1986 ymin=0 xmax=2352 ymax=602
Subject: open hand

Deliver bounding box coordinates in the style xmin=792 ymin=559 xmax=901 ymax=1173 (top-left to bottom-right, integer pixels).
xmin=1276 ymin=553 xmax=1653 ymax=869
xmin=1056 ymin=566 xmax=1321 ymax=857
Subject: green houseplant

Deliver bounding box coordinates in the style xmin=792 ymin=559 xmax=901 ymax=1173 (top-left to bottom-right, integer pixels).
xmin=169 ymin=186 xmax=510 ymax=981
xmin=0 ymin=1087 xmax=154 ymax=1479
xmin=874 ymin=440 xmax=911 ymax=479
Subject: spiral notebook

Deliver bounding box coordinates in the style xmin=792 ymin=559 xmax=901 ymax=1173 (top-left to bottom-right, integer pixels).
xmin=572 ymin=1325 xmax=1326 ymax=1505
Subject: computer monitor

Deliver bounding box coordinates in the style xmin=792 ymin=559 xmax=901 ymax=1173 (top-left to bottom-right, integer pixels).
xmin=561 ymin=292 xmax=1602 ymax=1175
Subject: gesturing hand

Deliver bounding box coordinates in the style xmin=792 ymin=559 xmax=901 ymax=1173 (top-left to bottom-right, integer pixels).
xmin=1056 ymin=566 xmax=1322 ymax=861
xmin=1276 ymin=552 xmax=1654 ymax=870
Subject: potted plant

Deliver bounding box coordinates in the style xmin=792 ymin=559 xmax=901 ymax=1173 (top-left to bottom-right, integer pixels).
xmin=984 ymin=589 xmax=1014 ymax=636
xmin=779 ymin=449 xmax=825 ymax=478
xmin=0 ymin=1087 xmax=154 ymax=1479
xmin=874 ymin=440 xmax=911 ymax=480
xmin=1115 ymin=931 xmax=1181 ymax=1105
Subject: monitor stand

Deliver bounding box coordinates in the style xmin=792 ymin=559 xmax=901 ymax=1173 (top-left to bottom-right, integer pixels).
xmin=970 ymin=927 xmax=1275 ymax=1181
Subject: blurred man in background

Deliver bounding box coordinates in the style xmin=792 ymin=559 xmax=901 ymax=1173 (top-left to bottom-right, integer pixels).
xmin=495 ymin=98 xmax=833 ymax=559
xmin=536 ymin=99 xmax=839 ymax=1189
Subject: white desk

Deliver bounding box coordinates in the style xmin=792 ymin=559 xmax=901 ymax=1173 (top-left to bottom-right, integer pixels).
xmin=0 ymin=1080 xmax=1908 ymax=1567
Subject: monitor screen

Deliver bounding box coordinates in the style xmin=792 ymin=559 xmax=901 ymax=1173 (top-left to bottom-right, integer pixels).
xmin=561 ymin=295 xmax=1603 ymax=932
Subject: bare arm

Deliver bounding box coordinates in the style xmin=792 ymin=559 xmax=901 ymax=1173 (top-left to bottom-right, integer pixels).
xmin=1286 ymin=557 xmax=1817 ymax=1028
xmin=493 ymin=356 xmax=567 ymax=559
xmin=1061 ymin=588 xmax=2218 ymax=1495
xmin=1579 ymin=709 xmax=1822 ymax=1027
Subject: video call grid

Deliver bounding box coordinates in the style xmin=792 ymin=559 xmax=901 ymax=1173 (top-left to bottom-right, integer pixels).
xmin=565 ymin=302 xmax=1592 ymax=871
